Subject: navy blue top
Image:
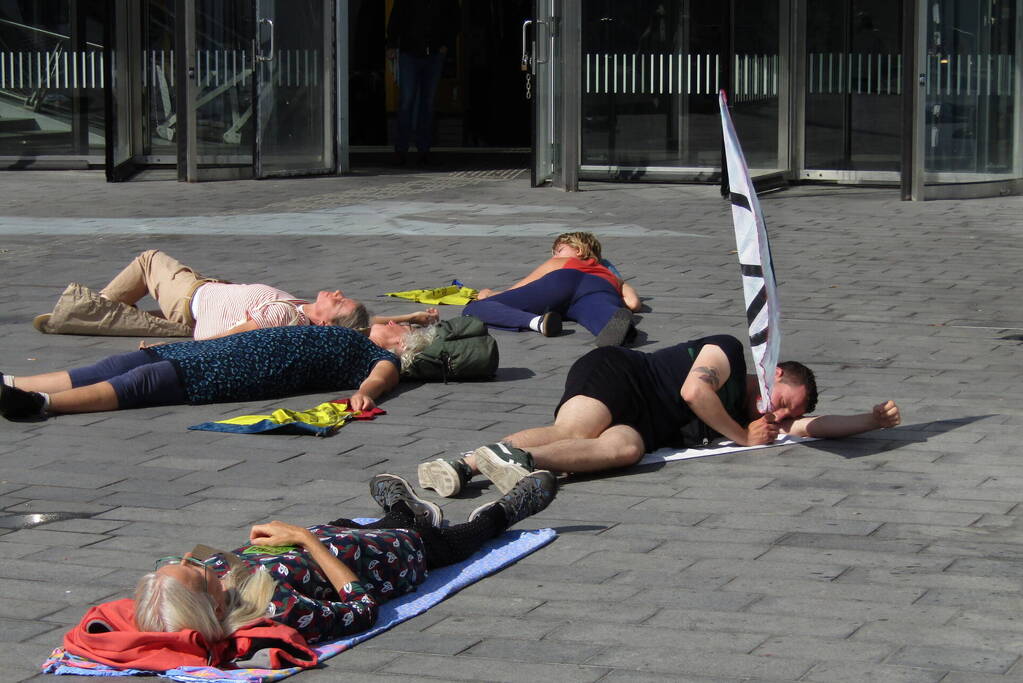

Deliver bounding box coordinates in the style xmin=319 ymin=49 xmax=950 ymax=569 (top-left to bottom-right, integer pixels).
xmin=643 ymin=334 xmax=749 ymax=444
xmin=148 ymin=326 xmax=398 ymax=404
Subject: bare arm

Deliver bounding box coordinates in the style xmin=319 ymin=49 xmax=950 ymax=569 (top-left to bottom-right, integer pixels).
xmin=349 ymin=361 xmax=399 ymax=412
xmin=248 ymin=521 xmax=360 ymax=594
xmin=782 ymin=400 xmax=901 ymax=439
xmin=477 ymin=257 xmax=570 ymax=300
xmin=680 ymin=344 xmax=778 ymax=447
xmin=371 ymin=308 xmax=439 ymax=326
xmin=621 ymin=282 xmax=641 ymax=311
xmin=194 ymin=318 xmax=261 ymax=341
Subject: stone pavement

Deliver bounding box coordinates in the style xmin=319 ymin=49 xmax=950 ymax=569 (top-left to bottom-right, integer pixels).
xmin=1 ymin=166 xmax=1022 ymax=682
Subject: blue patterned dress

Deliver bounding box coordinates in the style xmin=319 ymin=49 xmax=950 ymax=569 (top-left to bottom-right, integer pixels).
xmin=148 ymin=326 xmax=398 ymax=404
xmin=204 ymin=525 xmax=426 ymax=643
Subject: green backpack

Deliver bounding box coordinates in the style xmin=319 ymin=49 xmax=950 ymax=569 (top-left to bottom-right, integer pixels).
xmin=403 ymin=316 xmax=499 ymax=382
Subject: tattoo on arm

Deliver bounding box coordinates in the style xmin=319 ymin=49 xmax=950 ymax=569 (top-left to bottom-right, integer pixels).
xmin=695 ymin=366 xmax=721 ymax=390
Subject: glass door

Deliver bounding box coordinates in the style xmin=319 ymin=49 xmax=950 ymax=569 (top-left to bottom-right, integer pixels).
xmin=801 ymin=0 xmax=904 ymax=182
xmin=918 ymin=0 xmax=1022 ymax=198
xmin=528 ymin=0 xmax=558 ymax=186
xmin=254 ymin=0 xmax=334 ymax=177
xmin=178 ymin=0 xmax=256 ymax=181
xmin=105 ymin=0 xmax=144 ymax=181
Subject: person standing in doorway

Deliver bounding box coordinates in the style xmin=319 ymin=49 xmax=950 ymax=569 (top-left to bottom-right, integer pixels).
xmin=386 ymin=0 xmax=461 ymax=166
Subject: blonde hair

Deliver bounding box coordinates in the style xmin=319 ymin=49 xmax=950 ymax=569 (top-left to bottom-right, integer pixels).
xmin=553 ymin=232 xmax=602 ymax=261
xmin=399 ymin=324 xmax=439 ymax=373
xmin=134 ymin=565 xmax=277 ymax=642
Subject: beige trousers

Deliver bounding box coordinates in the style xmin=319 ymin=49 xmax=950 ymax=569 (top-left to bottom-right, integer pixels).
xmin=100 ymin=250 xmax=214 ymax=328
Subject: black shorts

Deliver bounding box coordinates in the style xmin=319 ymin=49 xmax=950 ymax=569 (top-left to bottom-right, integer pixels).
xmin=556 ymin=346 xmax=685 ymax=452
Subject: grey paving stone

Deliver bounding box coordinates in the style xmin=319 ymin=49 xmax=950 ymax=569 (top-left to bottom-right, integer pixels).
xmin=3 ymin=174 xmax=1023 ymax=679
xmin=887 ymin=645 xmax=1018 ymax=675
xmin=802 ymin=661 xmax=945 ymax=682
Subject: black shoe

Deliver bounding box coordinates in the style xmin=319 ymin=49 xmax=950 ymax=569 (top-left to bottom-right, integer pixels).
xmin=468 ymin=470 xmax=557 ymax=527
xmin=539 ymin=311 xmax=562 ymax=337
xmin=594 ymin=308 xmax=634 ymax=347
xmin=369 ymin=473 xmax=443 ymax=526
xmin=0 ymin=383 xmax=47 ymax=421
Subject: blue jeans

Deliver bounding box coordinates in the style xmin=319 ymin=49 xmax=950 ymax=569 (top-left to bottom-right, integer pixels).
xmin=464 ymin=269 xmax=626 ymax=337
xmin=396 ymin=52 xmax=445 ymax=153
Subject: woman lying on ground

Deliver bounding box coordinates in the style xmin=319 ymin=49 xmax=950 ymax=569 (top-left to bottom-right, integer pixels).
xmin=0 ymin=322 xmax=434 ymax=421
xmin=34 ymin=249 xmax=439 ymax=339
xmin=133 ymin=473 xmax=555 ymax=645
xmin=464 ymin=231 xmax=642 ymax=347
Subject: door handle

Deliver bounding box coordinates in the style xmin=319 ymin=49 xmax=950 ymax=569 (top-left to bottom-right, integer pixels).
xmin=521 ymin=19 xmax=533 ymax=71
xmin=257 ymin=17 xmax=275 ymax=62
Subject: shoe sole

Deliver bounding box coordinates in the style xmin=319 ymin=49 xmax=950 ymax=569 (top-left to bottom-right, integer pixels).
xmin=541 ymin=312 xmax=562 ymax=337
xmin=370 ymin=474 xmax=443 ymax=526
xmin=417 ymin=459 xmax=461 ymax=498
xmin=594 ymin=308 xmax=633 ymax=347
xmin=474 ymin=445 xmax=531 ymax=495
xmin=32 ymin=314 xmax=52 ymax=334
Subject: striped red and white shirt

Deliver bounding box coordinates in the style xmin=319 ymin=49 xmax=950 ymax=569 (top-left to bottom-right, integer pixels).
xmin=191 ymin=282 xmax=310 ymax=339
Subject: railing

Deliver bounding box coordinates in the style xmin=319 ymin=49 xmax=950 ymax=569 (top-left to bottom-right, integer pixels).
xmin=584 ymin=52 xmax=778 ymax=101
xmin=926 ymin=53 xmax=1015 ymax=97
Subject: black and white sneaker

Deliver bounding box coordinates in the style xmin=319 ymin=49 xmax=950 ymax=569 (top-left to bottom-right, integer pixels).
xmin=468 ymin=470 xmax=557 ymax=527
xmin=369 ymin=474 xmax=443 ymax=527
xmin=474 ymin=443 xmax=535 ymax=495
xmin=0 ymin=384 xmax=47 ymax=422
xmin=418 ymin=457 xmax=472 ymax=498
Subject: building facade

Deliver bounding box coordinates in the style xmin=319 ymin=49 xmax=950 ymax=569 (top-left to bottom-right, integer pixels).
xmin=1 ymin=0 xmax=1020 ymax=199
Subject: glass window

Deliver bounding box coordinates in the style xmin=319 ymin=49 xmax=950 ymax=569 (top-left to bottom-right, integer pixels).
xmin=924 ymin=0 xmax=1019 ymax=178
xmin=0 ymin=0 xmax=105 ymax=157
xmin=804 ymin=0 xmax=903 ymax=172
xmin=580 ymin=1 xmax=781 ymax=176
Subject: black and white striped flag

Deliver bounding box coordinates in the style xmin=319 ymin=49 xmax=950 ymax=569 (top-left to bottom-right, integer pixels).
xmin=718 ymin=90 xmax=780 ymax=413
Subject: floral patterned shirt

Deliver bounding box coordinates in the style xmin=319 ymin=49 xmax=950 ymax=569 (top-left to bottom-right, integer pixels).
xmin=148 ymin=326 xmax=398 ymax=404
xmin=205 ymin=525 xmax=426 ymax=643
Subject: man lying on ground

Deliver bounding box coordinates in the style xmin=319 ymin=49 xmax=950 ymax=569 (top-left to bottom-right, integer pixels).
xmin=418 ymin=333 xmax=901 ymax=496
xmin=34 ymin=249 xmax=438 ymax=339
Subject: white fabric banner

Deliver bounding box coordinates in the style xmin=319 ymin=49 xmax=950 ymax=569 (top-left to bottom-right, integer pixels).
xmin=637 ymin=434 xmax=816 ymax=467
xmin=718 ymin=90 xmax=782 ymax=413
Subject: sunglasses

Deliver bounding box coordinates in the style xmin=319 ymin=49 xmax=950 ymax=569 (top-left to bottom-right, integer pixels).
xmin=154 ymin=555 xmax=210 ymax=595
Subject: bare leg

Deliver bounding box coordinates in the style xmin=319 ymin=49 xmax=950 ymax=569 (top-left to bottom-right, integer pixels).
xmin=13 ymin=371 xmax=73 ymax=393
xmin=46 ymin=382 xmax=119 ymax=414
xmin=465 ymin=395 xmax=619 ymax=473
xmin=528 ymin=424 xmax=646 ymax=472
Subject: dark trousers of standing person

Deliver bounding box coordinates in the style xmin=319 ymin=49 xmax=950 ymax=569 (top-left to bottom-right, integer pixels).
xmin=396 ymin=51 xmax=445 ymax=156
xmin=463 ymin=269 xmax=626 ymax=337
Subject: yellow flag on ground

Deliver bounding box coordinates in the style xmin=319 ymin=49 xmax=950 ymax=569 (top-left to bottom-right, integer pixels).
xmin=385 ymin=285 xmax=477 ymax=305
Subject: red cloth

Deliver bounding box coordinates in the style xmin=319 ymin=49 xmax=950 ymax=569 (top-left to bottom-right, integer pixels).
xmin=562 ymin=257 xmax=622 ymax=294
xmin=63 ymin=599 xmax=317 ymax=672
xmin=331 ymin=398 xmax=387 ymax=420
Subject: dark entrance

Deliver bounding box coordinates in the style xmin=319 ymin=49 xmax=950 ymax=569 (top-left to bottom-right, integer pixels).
xmin=347 ymin=0 xmax=532 ymax=168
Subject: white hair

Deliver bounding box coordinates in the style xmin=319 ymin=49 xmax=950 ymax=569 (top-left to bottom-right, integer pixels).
xmin=399 ymin=324 xmax=439 ymax=373
xmin=134 ymin=566 xmax=277 ymax=642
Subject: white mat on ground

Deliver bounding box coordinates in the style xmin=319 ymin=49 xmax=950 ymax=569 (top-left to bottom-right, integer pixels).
xmin=638 ymin=434 xmax=816 ymax=466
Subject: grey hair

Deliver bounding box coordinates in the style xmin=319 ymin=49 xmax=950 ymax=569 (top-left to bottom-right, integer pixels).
xmin=399 ymin=324 xmax=438 ymax=373
xmin=331 ymin=302 xmax=370 ymax=329
xmin=134 ymin=566 xmax=277 ymax=642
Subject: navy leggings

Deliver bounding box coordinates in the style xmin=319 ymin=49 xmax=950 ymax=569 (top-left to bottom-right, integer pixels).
xmin=463 ymin=269 xmax=625 ymax=337
xmin=67 ymin=350 xmax=187 ymax=409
